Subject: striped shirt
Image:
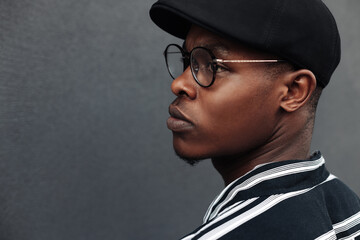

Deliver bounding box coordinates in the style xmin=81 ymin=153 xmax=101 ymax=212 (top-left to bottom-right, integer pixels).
xmin=180 ymin=152 xmax=360 ymax=240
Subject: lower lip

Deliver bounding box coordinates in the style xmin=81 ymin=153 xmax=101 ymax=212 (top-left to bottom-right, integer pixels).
xmin=167 ymin=117 xmax=193 ymax=131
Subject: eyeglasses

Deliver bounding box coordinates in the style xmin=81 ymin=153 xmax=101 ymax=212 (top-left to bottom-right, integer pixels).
xmin=164 ymin=43 xmax=285 ymax=88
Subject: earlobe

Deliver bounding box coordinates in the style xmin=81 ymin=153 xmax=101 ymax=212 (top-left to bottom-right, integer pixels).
xmin=280 ymin=69 xmax=317 ymax=113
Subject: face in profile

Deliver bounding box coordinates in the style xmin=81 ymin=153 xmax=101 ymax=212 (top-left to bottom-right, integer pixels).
xmin=167 ymin=25 xmax=283 ymax=164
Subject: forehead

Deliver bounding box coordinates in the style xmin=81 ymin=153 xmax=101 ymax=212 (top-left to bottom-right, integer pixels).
xmin=183 ymin=26 xmax=229 ymax=55
xmin=184 ymin=25 xmax=277 ymax=59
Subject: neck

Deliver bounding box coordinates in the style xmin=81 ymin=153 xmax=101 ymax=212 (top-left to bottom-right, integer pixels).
xmin=212 ymin=113 xmax=314 ymax=186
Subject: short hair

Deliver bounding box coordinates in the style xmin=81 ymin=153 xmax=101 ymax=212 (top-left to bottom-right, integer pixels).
xmin=265 ymin=62 xmax=323 ymax=116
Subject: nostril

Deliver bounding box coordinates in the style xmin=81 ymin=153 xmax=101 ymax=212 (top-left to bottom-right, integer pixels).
xmin=178 ymin=90 xmax=188 ymax=96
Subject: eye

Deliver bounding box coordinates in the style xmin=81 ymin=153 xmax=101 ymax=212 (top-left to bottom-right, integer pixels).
xmin=205 ymin=62 xmax=214 ymax=72
xmin=215 ymin=64 xmax=229 ymax=73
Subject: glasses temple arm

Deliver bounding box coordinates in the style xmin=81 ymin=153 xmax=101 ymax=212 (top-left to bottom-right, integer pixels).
xmin=214 ymin=59 xmax=285 ymax=63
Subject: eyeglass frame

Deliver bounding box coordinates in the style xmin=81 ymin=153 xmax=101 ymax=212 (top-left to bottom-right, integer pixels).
xmin=164 ymin=43 xmax=285 ymax=88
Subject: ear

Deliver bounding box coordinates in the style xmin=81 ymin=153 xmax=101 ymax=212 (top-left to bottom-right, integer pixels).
xmin=280 ymin=69 xmax=317 ymax=112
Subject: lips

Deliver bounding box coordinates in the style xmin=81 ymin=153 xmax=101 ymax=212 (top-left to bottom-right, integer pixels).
xmin=167 ymin=105 xmax=194 ymax=132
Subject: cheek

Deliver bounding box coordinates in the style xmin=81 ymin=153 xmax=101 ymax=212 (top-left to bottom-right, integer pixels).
xmin=171 ymin=73 xmax=279 ymax=159
xmin=196 ymin=80 xmax=277 ymax=155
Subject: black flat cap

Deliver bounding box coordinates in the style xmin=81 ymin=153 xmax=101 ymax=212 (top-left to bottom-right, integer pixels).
xmin=149 ymin=0 xmax=341 ymax=88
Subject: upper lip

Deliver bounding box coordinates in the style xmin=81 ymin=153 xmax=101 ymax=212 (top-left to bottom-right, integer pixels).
xmin=168 ymin=105 xmax=192 ymax=123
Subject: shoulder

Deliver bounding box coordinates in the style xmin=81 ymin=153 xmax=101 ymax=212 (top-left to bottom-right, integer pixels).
xmin=221 ymin=177 xmax=360 ymax=240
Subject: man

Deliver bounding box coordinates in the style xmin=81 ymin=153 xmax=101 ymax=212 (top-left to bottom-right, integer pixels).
xmin=149 ymin=0 xmax=360 ymax=239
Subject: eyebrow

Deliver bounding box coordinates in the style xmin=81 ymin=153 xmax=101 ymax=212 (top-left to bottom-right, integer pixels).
xmin=183 ymin=41 xmax=229 ymax=57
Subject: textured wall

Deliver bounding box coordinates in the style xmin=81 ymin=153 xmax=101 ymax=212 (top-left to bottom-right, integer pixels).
xmin=0 ymin=0 xmax=358 ymax=239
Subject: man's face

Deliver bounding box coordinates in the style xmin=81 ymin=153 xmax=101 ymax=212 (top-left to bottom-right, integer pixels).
xmin=167 ymin=25 xmax=282 ymax=163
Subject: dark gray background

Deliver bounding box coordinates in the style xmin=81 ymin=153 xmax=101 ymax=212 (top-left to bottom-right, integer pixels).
xmin=0 ymin=0 xmax=358 ymax=239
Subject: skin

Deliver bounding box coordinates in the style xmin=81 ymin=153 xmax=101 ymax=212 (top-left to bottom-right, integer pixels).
xmin=167 ymin=25 xmax=317 ymax=186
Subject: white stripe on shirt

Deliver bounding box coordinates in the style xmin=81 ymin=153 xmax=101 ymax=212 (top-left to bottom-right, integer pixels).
xmin=181 ymin=174 xmax=335 ymax=240
xmin=339 ymin=229 xmax=360 ymax=240
xmin=205 ymin=156 xmax=325 ymax=222
xmin=315 ymin=211 xmax=360 ymax=240
xmin=182 ymin=198 xmax=259 ymax=240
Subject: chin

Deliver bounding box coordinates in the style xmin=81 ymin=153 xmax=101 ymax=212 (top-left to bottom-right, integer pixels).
xmin=173 ymin=146 xmax=210 ymax=166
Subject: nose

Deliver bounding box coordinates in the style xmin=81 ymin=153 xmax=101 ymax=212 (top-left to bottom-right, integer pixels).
xmin=170 ymin=66 xmax=197 ymax=99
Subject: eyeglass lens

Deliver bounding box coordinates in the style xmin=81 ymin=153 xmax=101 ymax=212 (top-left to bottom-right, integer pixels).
xmin=191 ymin=48 xmax=214 ymax=87
xmin=165 ymin=45 xmax=214 ymax=87
xmin=165 ymin=45 xmax=187 ymax=80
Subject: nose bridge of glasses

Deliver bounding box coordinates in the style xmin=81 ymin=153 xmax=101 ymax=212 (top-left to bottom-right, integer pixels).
xmin=183 ymin=55 xmax=190 ymax=71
